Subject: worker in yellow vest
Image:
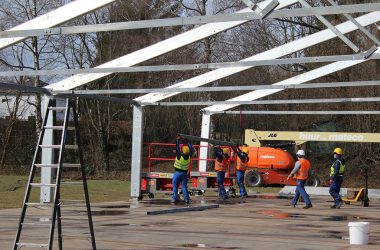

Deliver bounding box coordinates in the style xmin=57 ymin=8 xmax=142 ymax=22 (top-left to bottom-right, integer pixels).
xmin=232 ymin=146 xmax=249 ymax=199
xmin=287 ymin=149 xmax=312 ymax=209
xmin=214 ymin=146 xmax=230 ymax=201
xmin=171 ymin=135 xmax=193 ymax=204
xmin=329 ymin=147 xmax=345 ymax=209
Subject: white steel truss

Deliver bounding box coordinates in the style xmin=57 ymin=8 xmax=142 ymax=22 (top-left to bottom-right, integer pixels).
xmin=45 ymin=0 xmax=299 ymax=91
xmin=0 ymin=0 xmax=115 ymax=50
xmin=1 ymin=52 xmax=380 ymax=77
xmin=0 ymin=3 xmax=379 ymax=38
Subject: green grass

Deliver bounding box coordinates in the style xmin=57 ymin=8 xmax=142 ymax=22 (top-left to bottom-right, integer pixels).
xmin=0 ymin=175 xmax=131 ymax=209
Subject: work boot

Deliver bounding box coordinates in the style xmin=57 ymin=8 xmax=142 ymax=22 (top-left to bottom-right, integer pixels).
xmin=330 ymin=205 xmax=337 ymax=209
xmin=291 ymin=203 xmax=296 ymax=208
xmin=302 ymin=204 xmax=312 ymax=209
xmin=218 ymin=196 xmax=226 ymax=203
xmin=336 ymin=200 xmax=343 ymax=209
xmin=184 ymin=199 xmax=191 ymax=205
xmin=241 ymin=194 xmax=248 ymax=199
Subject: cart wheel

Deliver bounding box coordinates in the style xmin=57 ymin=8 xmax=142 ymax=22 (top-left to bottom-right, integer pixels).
xmin=148 ymin=193 xmax=154 ymax=199
xmin=138 ymin=195 xmax=143 ymax=201
xmin=228 ymin=189 xmax=237 ymax=198
xmin=198 ymin=190 xmax=205 ymax=196
xmin=189 ymin=191 xmax=194 ymax=196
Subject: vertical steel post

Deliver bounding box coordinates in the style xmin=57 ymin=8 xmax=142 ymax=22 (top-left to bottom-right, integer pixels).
xmin=131 ymin=105 xmax=144 ymax=199
xmin=199 ymin=113 xmax=211 ymax=172
xmin=41 ymin=95 xmax=54 ymax=203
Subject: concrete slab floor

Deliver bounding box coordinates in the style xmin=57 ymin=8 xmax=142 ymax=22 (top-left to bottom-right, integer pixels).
xmin=1 ymin=195 xmax=380 ymax=249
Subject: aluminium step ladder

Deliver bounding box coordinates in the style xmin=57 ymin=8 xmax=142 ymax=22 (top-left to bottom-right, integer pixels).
xmin=13 ymin=98 xmax=96 ymax=250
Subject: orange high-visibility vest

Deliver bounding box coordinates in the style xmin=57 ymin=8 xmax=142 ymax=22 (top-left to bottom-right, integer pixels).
xmin=295 ymin=158 xmax=311 ymax=180
xmin=215 ymin=158 xmax=228 ymax=172
xmin=236 ymin=158 xmax=248 ymax=171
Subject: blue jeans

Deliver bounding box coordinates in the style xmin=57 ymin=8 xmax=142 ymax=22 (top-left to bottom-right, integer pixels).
xmin=217 ymin=171 xmax=227 ymax=198
xmin=292 ymin=179 xmax=311 ymax=206
xmin=172 ymin=171 xmax=189 ymax=202
xmin=329 ymin=176 xmax=343 ymax=205
xmin=236 ymin=170 xmax=247 ymax=197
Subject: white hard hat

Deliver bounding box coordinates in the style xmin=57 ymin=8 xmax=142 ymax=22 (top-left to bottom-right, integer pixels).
xmin=296 ymin=149 xmax=305 ymax=156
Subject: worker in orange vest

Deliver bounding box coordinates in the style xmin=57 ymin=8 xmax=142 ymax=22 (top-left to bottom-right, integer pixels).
xmin=214 ymin=146 xmax=230 ymax=201
xmin=232 ymin=146 xmax=249 ymax=199
xmin=287 ymin=149 xmax=312 ymax=209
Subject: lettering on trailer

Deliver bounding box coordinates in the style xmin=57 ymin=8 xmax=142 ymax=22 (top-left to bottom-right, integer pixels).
xmin=299 ymin=132 xmax=365 ymax=142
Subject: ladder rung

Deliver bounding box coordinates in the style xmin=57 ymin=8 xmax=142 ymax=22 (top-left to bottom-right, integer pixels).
xmin=62 ymin=163 xmax=81 ymax=168
xmin=21 ymin=222 xmax=50 ymax=227
xmin=40 ymin=145 xmax=78 ymax=149
xmin=35 ymin=164 xmax=58 ymax=168
xmin=16 ymin=243 xmax=48 ymax=248
xmin=35 ymin=163 xmax=81 ymax=168
xmin=61 ymin=199 xmax=86 ymax=203
xmin=61 ymin=182 xmax=82 ymax=186
xmin=25 ymin=203 xmax=53 ymax=207
xmin=30 ymin=183 xmax=56 ymax=187
xmin=48 ymin=107 xmax=66 ymax=111
xmin=44 ymin=126 xmax=75 ymax=130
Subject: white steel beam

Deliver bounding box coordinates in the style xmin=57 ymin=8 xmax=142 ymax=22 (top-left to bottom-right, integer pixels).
xmin=1 ymin=3 xmax=380 ymax=38
xmin=136 ymin=11 xmax=380 ymax=104
xmin=208 ymin=111 xmax=380 ymax=115
xmin=54 ymin=80 xmax=380 ymax=95
xmin=0 ymin=0 xmax=116 ymax=50
xmin=326 ymin=0 xmax=380 ymax=46
xmin=45 ymin=0 xmax=299 ymax=91
xmin=4 ymin=52 xmax=380 ymax=77
xmin=298 ymin=0 xmax=359 ymax=52
xmin=141 ymin=97 xmax=380 ymax=106
xmin=202 ymin=49 xmax=380 ymax=113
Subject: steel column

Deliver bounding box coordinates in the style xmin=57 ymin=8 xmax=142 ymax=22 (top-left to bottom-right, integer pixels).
xmin=130 ymin=105 xmax=144 ymax=199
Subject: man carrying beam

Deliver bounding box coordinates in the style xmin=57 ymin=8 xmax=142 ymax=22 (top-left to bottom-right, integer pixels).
xmin=171 ymin=135 xmax=193 ymax=205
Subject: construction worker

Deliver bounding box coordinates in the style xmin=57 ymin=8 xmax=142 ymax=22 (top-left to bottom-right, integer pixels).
xmin=287 ymin=149 xmax=312 ymax=209
xmin=232 ymin=146 xmax=249 ymax=198
xmin=214 ymin=146 xmax=230 ymax=201
xmin=329 ymin=147 xmax=345 ymax=209
xmin=171 ymin=135 xmax=193 ymax=204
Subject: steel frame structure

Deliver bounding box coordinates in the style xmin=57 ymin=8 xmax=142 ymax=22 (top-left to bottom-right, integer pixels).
xmin=0 ymin=0 xmax=379 ymax=199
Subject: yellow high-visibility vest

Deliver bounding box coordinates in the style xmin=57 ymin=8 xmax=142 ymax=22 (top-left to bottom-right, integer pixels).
xmin=330 ymin=160 xmax=345 ymax=177
xmin=174 ymin=156 xmax=190 ymax=171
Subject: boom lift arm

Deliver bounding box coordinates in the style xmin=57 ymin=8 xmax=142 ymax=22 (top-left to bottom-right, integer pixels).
xmin=245 ymin=130 xmax=380 ymax=146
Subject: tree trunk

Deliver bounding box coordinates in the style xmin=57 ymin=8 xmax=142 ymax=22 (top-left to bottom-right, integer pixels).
xmin=0 ymin=95 xmax=21 ymax=168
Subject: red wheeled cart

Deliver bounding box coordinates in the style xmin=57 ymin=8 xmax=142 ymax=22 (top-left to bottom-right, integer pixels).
xmin=140 ymin=142 xmax=237 ymax=199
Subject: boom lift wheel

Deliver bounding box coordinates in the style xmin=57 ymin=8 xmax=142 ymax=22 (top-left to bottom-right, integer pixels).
xmin=244 ymin=170 xmax=262 ymax=187
xmin=305 ymin=175 xmax=321 ymax=187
